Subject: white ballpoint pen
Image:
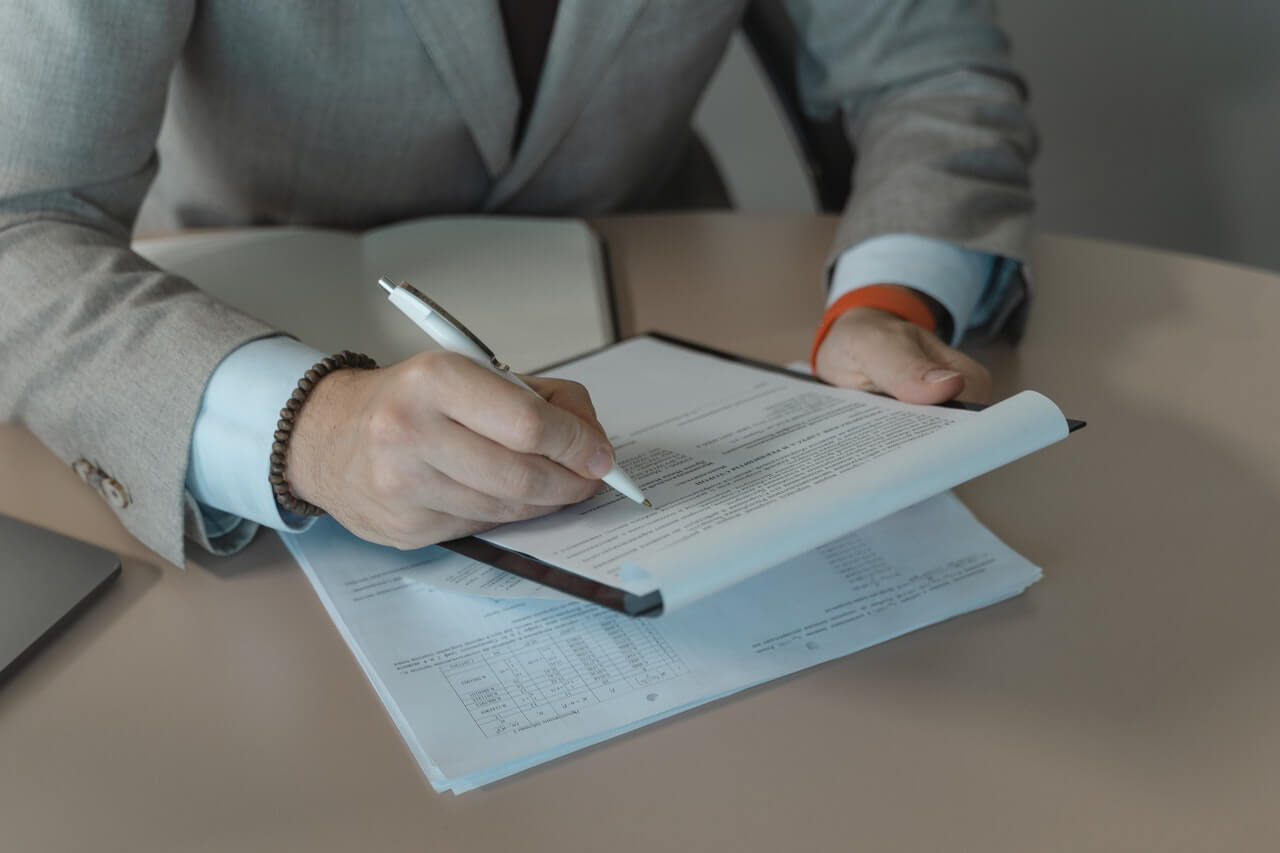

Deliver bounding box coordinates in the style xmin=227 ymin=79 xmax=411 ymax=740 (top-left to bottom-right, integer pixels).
xmin=376 ymin=276 xmax=652 ymax=508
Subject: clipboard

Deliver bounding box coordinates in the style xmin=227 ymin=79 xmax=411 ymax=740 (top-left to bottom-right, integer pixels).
xmin=439 ymin=333 xmax=1086 ymax=617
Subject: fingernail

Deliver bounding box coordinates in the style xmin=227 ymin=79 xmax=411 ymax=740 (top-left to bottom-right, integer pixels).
xmin=923 ymin=368 xmax=962 ymax=383
xmin=586 ymin=447 xmax=614 ymax=477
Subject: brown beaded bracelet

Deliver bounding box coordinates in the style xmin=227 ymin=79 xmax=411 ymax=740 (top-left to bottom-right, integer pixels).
xmin=270 ymin=350 xmax=377 ymax=517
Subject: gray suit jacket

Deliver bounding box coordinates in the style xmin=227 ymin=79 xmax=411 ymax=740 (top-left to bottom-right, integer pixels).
xmin=0 ymin=0 xmax=1034 ymax=566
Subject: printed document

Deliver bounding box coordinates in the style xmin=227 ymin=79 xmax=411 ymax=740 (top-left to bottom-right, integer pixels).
xmin=478 ymin=336 xmax=1069 ymax=610
xmin=283 ymin=493 xmax=1042 ymax=793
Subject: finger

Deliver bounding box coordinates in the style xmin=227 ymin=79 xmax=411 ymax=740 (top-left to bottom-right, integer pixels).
xmin=351 ymin=469 xmax=563 ymax=549
xmin=351 ymin=507 xmax=495 ymax=551
xmin=327 ymin=477 xmax=500 ymax=549
xmin=424 ymin=416 xmax=600 ymax=506
xmin=849 ymin=321 xmax=968 ymax=405
xmin=431 ymin=356 xmax=616 ymax=479
xmin=917 ymin=334 xmax=993 ymax=404
xmin=413 ymin=470 xmax=567 ymax=524
xmin=522 ymin=375 xmax=606 ymax=434
xmin=815 ymin=312 xmax=954 ymax=404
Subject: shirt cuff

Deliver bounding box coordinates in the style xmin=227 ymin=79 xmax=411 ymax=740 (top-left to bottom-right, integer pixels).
xmin=186 ymin=336 xmax=329 ymax=533
xmin=969 ymin=254 xmax=1024 ymax=331
xmin=829 ymin=234 xmax=998 ymax=346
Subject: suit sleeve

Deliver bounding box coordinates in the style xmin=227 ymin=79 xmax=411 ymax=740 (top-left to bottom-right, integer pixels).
xmin=0 ymin=3 xmax=277 ymax=566
xmin=783 ymin=0 xmax=1037 ymax=273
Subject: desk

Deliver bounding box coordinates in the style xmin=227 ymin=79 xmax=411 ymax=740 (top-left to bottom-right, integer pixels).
xmin=3 ymin=214 xmax=1278 ymax=851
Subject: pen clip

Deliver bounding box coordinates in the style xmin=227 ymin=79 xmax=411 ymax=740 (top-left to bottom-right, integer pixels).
xmin=390 ymin=279 xmax=499 ymax=362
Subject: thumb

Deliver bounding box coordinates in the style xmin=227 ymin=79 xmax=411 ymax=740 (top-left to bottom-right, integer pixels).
xmin=856 ymin=324 xmax=966 ymax=405
xmin=823 ymin=309 xmax=988 ymax=405
xmin=440 ymin=360 xmax=616 ymax=479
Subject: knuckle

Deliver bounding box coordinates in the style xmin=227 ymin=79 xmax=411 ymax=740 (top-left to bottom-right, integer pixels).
xmin=500 ymin=462 xmax=547 ymax=502
xmin=434 ymin=350 xmax=477 ymax=379
xmin=561 ymin=379 xmax=590 ymax=402
xmin=511 ymin=501 xmax=560 ymax=523
xmin=493 ymin=501 xmax=538 ymax=523
xmin=364 ymin=403 xmax=410 ymax=446
xmin=390 ymin=509 xmax=460 ymax=548
xmin=555 ymin=414 xmax=589 ymax=460
xmin=507 ymin=399 xmax=547 ymax=452
xmin=368 ymin=460 xmax=410 ymax=500
xmin=402 ymin=350 xmax=467 ymax=395
xmin=400 ymin=351 xmax=443 ymax=386
xmin=350 ymin=506 xmax=466 ymax=550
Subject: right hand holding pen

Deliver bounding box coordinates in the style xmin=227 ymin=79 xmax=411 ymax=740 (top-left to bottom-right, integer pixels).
xmin=283 ymin=351 xmax=615 ymax=548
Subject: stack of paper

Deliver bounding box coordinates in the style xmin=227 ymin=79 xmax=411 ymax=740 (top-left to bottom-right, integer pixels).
xmin=282 ymin=492 xmax=1041 ymax=793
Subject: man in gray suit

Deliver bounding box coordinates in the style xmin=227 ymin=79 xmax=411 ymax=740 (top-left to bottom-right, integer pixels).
xmin=0 ymin=1 xmax=1035 ymax=567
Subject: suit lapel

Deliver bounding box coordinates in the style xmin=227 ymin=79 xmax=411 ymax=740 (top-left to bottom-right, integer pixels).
xmin=484 ymin=0 xmax=650 ymax=210
xmin=396 ymin=1 xmax=520 ymax=177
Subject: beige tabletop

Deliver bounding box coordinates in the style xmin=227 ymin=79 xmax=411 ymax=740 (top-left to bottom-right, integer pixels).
xmin=3 ymin=214 xmax=1278 ymax=852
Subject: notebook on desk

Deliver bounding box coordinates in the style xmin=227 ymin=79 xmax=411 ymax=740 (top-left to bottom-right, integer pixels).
xmin=133 ymin=215 xmax=616 ymax=370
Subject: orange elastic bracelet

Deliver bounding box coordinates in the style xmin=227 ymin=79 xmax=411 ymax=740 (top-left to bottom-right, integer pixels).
xmin=809 ymin=284 xmax=937 ymax=373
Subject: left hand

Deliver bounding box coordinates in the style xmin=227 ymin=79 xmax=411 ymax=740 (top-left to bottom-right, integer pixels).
xmin=814 ymin=306 xmax=992 ymax=405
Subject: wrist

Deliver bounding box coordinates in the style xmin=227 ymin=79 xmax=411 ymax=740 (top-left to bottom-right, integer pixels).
xmin=811 ymin=284 xmax=938 ymax=372
xmin=274 ymin=353 xmax=377 ymax=515
xmin=828 ymin=235 xmax=991 ymax=347
xmin=284 ymin=367 xmax=360 ymax=506
xmin=902 ymin=288 xmax=954 ymax=342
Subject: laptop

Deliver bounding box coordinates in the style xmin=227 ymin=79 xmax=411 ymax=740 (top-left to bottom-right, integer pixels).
xmin=0 ymin=514 xmax=121 ymax=683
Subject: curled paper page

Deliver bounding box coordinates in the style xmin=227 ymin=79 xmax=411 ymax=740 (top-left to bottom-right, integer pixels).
xmin=478 ymin=337 xmax=1068 ymax=611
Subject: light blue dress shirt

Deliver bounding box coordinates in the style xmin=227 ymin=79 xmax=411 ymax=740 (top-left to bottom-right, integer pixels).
xmin=187 ymin=335 xmax=328 ymax=538
xmin=828 ymin=234 xmax=1013 ymax=345
xmin=185 ymin=237 xmax=1017 ymax=539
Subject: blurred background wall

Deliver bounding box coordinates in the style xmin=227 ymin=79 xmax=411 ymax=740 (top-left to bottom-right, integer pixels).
xmin=695 ymin=1 xmax=1280 ymax=272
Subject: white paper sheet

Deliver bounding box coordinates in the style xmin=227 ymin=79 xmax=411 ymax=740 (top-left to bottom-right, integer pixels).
xmin=283 ymin=492 xmax=1042 ymax=793
xmin=479 ymin=337 xmax=1067 ymax=610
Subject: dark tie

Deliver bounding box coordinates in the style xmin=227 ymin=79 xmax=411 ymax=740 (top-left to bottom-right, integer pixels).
xmin=498 ymin=0 xmax=561 ymax=150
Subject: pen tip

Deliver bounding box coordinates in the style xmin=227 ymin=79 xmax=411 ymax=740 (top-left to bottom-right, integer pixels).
xmin=642 ymin=499 xmax=653 ymax=508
